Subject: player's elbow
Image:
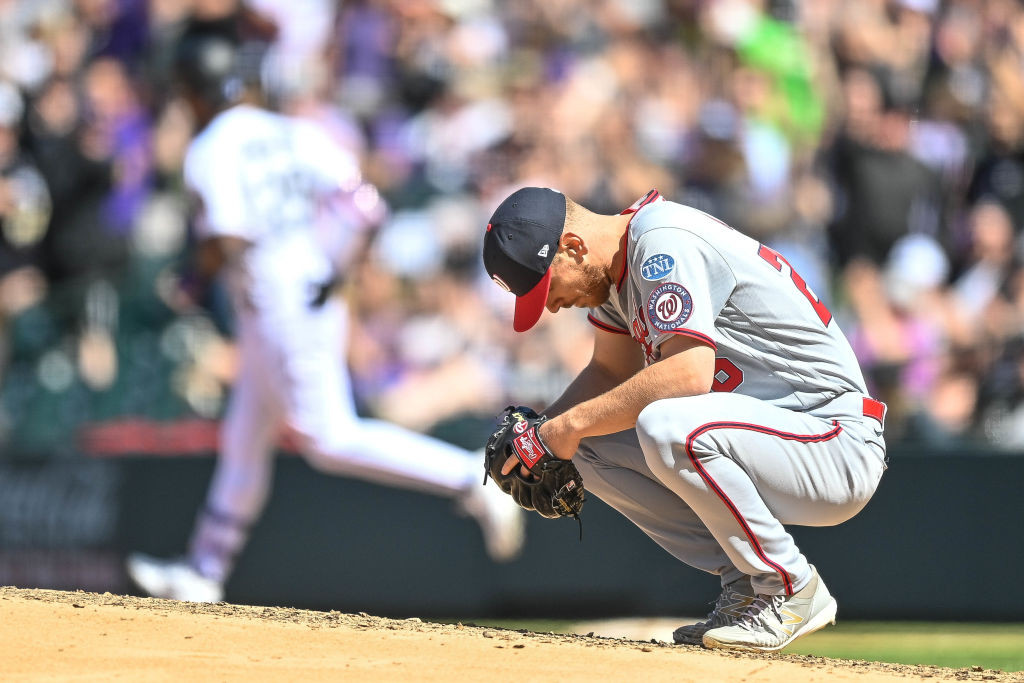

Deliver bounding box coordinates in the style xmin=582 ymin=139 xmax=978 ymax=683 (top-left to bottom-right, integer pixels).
xmin=654 ymin=340 xmax=715 ymax=396
xmin=677 ymin=371 xmax=713 ymax=396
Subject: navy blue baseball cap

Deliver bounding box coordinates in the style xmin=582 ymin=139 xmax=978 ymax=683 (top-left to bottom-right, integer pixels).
xmin=483 ymin=187 xmax=566 ymax=332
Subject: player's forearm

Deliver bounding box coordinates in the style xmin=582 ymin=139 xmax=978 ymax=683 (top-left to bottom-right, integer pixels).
xmin=555 ymin=355 xmax=711 ymax=442
xmin=542 ymin=359 xmax=633 ymax=420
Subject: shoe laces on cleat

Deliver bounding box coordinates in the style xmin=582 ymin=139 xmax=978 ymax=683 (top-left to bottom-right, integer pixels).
xmin=710 ymin=583 xmax=749 ymax=619
xmin=735 ymin=594 xmax=786 ymax=631
xmin=695 ymin=579 xmax=755 ymax=629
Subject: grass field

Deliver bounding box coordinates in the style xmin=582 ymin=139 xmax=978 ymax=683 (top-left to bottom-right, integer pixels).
xmin=784 ymin=621 xmax=1024 ymax=672
xmin=461 ymin=619 xmax=1024 ymax=672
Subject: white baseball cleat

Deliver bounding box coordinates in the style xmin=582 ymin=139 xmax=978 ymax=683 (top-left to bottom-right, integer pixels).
xmin=673 ymin=576 xmax=755 ymax=645
xmin=461 ymin=481 xmax=526 ymax=562
xmin=702 ymin=566 xmax=837 ymax=652
xmin=126 ymin=553 xmax=224 ymax=603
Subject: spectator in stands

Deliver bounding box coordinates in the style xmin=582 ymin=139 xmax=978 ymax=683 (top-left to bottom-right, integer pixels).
xmin=827 ymin=68 xmax=944 ymax=270
xmin=0 ymin=80 xmax=50 ymax=387
xmin=8 ymin=0 xmax=1024 ymax=465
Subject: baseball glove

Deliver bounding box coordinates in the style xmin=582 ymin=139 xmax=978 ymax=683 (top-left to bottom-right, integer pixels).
xmin=483 ymin=406 xmax=585 ymax=529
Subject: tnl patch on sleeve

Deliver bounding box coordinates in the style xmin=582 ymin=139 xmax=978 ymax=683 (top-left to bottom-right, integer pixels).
xmin=640 ymin=253 xmax=675 ymax=281
xmin=647 ymin=282 xmax=693 ymax=331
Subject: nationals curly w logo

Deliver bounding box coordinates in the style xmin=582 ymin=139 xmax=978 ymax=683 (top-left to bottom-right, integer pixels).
xmin=647 ymin=282 xmax=693 ymax=332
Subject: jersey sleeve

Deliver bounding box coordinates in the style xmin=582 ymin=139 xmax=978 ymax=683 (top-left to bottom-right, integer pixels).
xmin=632 ymin=227 xmax=735 ymax=353
xmin=587 ymin=304 xmax=630 ymax=336
xmin=183 ymin=138 xmax=250 ymax=241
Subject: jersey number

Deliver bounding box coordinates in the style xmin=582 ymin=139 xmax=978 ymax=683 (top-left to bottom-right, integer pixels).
xmin=712 ymin=358 xmax=743 ymax=392
xmin=757 ymin=244 xmax=832 ymax=326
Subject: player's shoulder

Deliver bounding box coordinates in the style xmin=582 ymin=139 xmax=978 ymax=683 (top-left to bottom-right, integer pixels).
xmin=187 ymin=106 xmax=278 ymax=165
xmin=186 ymin=107 xmax=247 ymax=157
xmin=628 ymin=199 xmax=736 ymax=248
xmin=203 ymin=105 xmax=282 ymax=142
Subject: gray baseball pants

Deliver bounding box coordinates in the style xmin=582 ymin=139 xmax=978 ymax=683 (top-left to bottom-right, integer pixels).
xmin=572 ymin=391 xmax=886 ymax=596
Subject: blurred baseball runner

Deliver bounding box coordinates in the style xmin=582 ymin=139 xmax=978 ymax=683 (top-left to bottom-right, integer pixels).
xmin=126 ymin=28 xmax=523 ymax=603
xmin=481 ymin=187 xmax=887 ymax=652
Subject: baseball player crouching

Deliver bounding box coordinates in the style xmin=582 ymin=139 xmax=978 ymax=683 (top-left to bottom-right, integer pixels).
xmin=480 ymin=187 xmax=887 ymax=652
xmin=126 ymin=28 xmax=524 ymax=604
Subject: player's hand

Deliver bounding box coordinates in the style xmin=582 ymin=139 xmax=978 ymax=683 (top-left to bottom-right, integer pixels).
xmin=500 ymin=455 xmax=533 ymax=479
xmin=499 ymin=414 xmax=578 ymax=475
xmin=484 ymin=406 xmax=586 ymax=521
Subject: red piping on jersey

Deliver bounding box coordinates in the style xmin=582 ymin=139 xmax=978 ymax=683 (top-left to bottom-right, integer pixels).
xmin=615 ymin=189 xmax=661 ymax=289
xmin=620 ymin=189 xmax=661 ymax=217
xmin=588 ymin=314 xmax=630 ymax=335
xmin=684 ymin=420 xmax=844 ymax=596
xmin=615 ymin=231 xmax=630 ymax=289
xmin=667 ymin=328 xmax=717 ymax=350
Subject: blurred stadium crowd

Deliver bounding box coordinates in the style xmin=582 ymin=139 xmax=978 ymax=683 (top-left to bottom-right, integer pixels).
xmin=3 ymin=0 xmax=1024 ymax=454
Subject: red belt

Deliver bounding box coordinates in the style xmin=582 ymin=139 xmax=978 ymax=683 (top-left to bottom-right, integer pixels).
xmin=863 ymin=397 xmax=887 ymax=424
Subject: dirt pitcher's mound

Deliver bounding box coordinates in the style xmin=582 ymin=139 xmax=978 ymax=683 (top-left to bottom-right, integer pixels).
xmin=0 ymin=587 xmax=1017 ymax=682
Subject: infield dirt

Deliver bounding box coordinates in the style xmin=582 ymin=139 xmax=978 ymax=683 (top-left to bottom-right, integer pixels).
xmin=0 ymin=586 xmax=1019 ymax=682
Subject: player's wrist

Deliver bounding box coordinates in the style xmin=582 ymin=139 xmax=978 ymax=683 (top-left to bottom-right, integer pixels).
xmin=541 ymin=414 xmax=579 ymax=460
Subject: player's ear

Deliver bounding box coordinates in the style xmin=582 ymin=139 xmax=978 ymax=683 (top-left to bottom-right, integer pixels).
xmin=560 ymin=232 xmax=587 ymax=260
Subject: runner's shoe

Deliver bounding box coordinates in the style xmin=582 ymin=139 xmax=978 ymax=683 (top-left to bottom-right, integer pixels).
xmin=126 ymin=553 xmax=224 ymax=603
xmin=702 ymin=566 xmax=837 ymax=652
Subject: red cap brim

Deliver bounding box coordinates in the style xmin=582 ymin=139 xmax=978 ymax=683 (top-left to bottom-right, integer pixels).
xmin=513 ymin=269 xmax=551 ymax=332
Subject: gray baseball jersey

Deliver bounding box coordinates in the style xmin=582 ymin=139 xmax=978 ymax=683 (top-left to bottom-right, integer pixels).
xmin=576 ymin=190 xmax=886 ymax=597
xmin=588 ymin=190 xmax=869 ymax=412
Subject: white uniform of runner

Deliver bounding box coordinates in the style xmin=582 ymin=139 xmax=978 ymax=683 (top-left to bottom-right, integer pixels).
xmin=579 ymin=190 xmax=887 ymax=596
xmin=178 ymin=105 xmax=517 ymax=582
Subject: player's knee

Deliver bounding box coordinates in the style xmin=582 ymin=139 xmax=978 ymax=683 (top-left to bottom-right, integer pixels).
xmin=636 ymin=399 xmax=672 ymax=448
xmin=636 ymin=397 xmax=701 ymax=446
xmin=636 ymin=398 xmax=692 ymax=473
xmin=637 ymin=396 xmax=725 ymax=475
xmin=292 ymin=424 xmax=359 ymax=470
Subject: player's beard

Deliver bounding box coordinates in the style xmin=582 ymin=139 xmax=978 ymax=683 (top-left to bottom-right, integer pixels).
xmin=577 ymin=260 xmax=612 ymax=307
